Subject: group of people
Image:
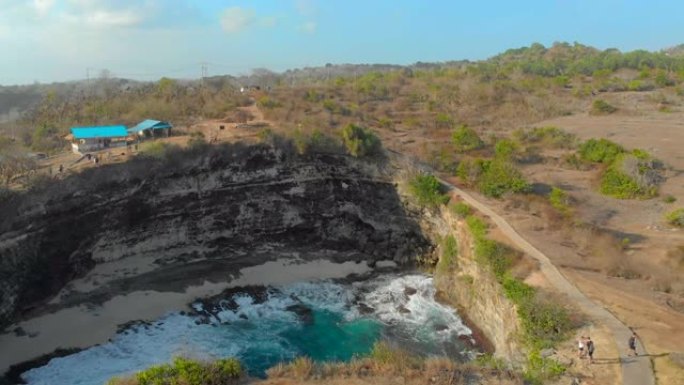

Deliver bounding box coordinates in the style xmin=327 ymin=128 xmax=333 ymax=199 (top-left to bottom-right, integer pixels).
xmin=577 ymin=335 xmax=595 ymax=363
xmin=577 ymin=331 xmax=640 ymax=364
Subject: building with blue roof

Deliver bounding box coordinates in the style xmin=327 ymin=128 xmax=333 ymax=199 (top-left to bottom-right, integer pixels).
xmin=128 ymin=119 xmax=173 ymax=138
xmin=70 ymin=125 xmax=129 ymax=154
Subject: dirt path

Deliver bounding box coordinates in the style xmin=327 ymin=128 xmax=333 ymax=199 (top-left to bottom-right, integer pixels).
xmin=435 ymin=175 xmax=655 ymax=385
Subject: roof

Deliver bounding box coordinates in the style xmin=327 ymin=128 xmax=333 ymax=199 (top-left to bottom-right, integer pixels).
xmin=71 ymin=125 xmax=129 ymax=139
xmin=128 ymin=119 xmax=172 ymax=133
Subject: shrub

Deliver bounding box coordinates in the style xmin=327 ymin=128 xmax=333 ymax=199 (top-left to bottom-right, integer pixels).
xmin=408 ymin=173 xmax=449 ymax=208
xmin=548 ymin=187 xmax=571 ymax=215
xmin=663 ymin=195 xmax=676 ymax=203
xmin=437 ymin=235 xmax=458 ymax=273
xmin=665 ymin=208 xmax=684 ymax=227
xmin=502 ymin=274 xmax=536 ymax=304
xmin=450 ymin=202 xmax=472 ymax=218
xmin=340 ymin=124 xmax=382 ymax=157
xmin=451 ymin=125 xmax=484 ymax=152
xmin=108 ymin=357 xmax=242 ymax=385
xmin=494 ymin=139 xmax=518 ymax=160
xmin=466 ymin=215 xmax=488 ymax=239
xmin=600 ymin=153 xmax=660 ymax=199
xmin=590 ymin=99 xmax=617 ymax=115
xmin=512 ymin=126 xmax=577 ymax=149
xmin=477 ymin=160 xmax=530 ymax=198
xmin=578 ymin=138 xmax=624 ymax=164
xmin=523 ymin=349 xmax=566 ymax=385
xmin=257 ymin=96 xmax=281 ymax=109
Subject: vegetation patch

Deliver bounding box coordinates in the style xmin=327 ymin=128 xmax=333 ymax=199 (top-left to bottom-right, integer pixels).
xmin=450 ymin=202 xmax=472 ymax=218
xmin=451 ymin=125 xmax=484 ymax=152
xmin=548 ymin=187 xmax=572 ymax=216
xmin=578 ymin=138 xmax=624 ymax=164
xmin=437 ymin=235 xmax=458 ymax=273
xmin=340 ymin=124 xmax=382 ymax=157
xmin=408 ymin=173 xmax=449 ymax=208
xmin=512 ymin=126 xmax=577 ymax=149
xmin=590 ymin=99 xmax=618 ymax=115
xmin=457 ymin=158 xmax=530 ymax=198
xmin=106 ymin=356 xmax=242 ymax=385
xmin=600 ymin=152 xmax=661 ymax=199
xmin=665 ymin=208 xmax=684 ymax=227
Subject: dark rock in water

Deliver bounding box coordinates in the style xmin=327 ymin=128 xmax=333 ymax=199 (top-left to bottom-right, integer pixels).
xmin=12 ymin=327 xmax=26 ymax=337
xmin=190 ymin=285 xmax=274 ymax=323
xmin=397 ymin=305 xmax=411 ymax=314
xmin=3 ymin=347 xmax=83 ymax=385
xmin=433 ymin=323 xmax=448 ymax=331
xmin=404 ymin=286 xmax=417 ymax=296
xmin=116 ymin=320 xmax=153 ymax=334
xmin=239 ymin=314 xmax=248 ymax=320
xmin=286 ymin=303 xmax=314 ymax=324
xmin=357 ymin=303 xmax=375 ymax=314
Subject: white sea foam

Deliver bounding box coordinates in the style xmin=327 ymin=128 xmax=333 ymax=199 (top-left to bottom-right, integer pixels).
xmin=21 ymin=274 xmax=473 ymax=385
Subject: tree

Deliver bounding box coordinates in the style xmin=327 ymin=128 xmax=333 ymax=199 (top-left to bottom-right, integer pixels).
xmin=451 ymin=125 xmax=483 ymax=152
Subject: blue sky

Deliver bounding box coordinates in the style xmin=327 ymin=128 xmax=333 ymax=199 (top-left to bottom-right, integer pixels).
xmin=0 ymin=0 xmax=682 ymax=85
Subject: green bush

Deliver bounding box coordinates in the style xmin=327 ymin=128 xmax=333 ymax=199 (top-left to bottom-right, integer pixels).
xmin=512 ymin=126 xmax=577 ymax=149
xmin=548 ymin=187 xmax=571 ymax=215
xmin=665 ymin=208 xmax=684 ymax=227
xmin=450 ymin=202 xmax=472 ymax=218
xmin=451 ymin=125 xmax=484 ymax=152
xmin=578 ymin=138 xmax=624 ymax=164
xmin=494 ymin=139 xmax=518 ymax=160
xmin=108 ymin=357 xmax=242 ymax=385
xmin=257 ymin=96 xmax=281 ymax=109
xmin=408 ymin=173 xmax=449 ymax=208
xmin=340 ymin=124 xmax=382 ymax=157
xmin=600 ymin=153 xmax=659 ymax=199
xmin=437 ymin=235 xmax=458 ymax=273
xmin=457 ymin=159 xmax=529 ymax=198
xmin=590 ymin=99 xmax=617 ymax=115
xmin=465 ymin=215 xmax=488 ymax=239
xmin=523 ymin=349 xmax=566 ymax=385
xmin=502 ymin=274 xmax=536 ymax=304
xmin=663 ymin=195 xmax=676 ymax=204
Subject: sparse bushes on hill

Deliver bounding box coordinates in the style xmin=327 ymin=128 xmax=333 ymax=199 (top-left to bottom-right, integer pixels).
xmin=408 ymin=173 xmax=449 ymax=208
xmin=590 ymin=99 xmax=617 ymax=115
xmin=513 ymin=126 xmax=577 ymax=149
xmin=665 ymin=208 xmax=684 ymax=227
xmin=451 ymin=125 xmax=484 ymax=152
xmin=340 ymin=124 xmax=382 ymax=157
xmin=437 ymin=235 xmax=458 ymax=273
xmin=106 ymin=356 xmax=242 ymax=385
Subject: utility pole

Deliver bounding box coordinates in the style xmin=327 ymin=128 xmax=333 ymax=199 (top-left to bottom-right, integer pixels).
xmin=200 ymin=62 xmax=208 ymax=87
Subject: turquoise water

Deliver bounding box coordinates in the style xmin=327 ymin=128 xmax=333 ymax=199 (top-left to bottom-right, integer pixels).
xmin=21 ymin=274 xmax=476 ymax=385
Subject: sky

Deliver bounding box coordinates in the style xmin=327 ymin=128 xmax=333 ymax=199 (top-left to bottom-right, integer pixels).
xmin=0 ymin=0 xmax=683 ymax=85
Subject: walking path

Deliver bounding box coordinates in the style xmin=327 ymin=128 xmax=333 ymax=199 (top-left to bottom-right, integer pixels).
xmin=440 ymin=177 xmax=654 ymax=385
xmin=388 ymin=150 xmax=654 ymax=385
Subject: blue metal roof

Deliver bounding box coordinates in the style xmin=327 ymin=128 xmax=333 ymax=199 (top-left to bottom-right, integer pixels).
xmin=128 ymin=119 xmax=172 ymax=133
xmin=71 ymin=125 xmax=129 ymax=139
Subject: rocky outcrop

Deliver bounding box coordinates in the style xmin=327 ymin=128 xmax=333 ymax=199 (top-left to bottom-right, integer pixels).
xmin=0 ymin=143 xmax=428 ymax=327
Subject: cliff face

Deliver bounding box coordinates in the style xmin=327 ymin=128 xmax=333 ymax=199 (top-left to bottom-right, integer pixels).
xmin=420 ymin=208 xmax=525 ymax=364
xmin=0 ymin=144 xmax=429 ymax=327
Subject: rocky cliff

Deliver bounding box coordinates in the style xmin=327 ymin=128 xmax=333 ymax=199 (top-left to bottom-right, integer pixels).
xmin=0 ymin=143 xmax=429 ymax=328
xmin=417 ymin=206 xmax=525 ymax=364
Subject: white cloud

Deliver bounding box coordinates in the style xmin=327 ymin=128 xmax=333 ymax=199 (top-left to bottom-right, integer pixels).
xmin=295 ymin=0 xmax=316 ymax=16
xmin=32 ymin=0 xmax=56 ymax=17
xmin=299 ymin=21 xmax=317 ymax=34
xmin=220 ymin=7 xmax=255 ymax=33
xmin=81 ymin=9 xmax=142 ymax=27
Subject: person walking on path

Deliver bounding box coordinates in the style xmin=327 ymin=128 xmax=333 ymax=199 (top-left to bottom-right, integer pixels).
xmin=586 ymin=336 xmax=595 ymax=364
xmin=628 ymin=332 xmax=638 ymax=356
xmin=577 ymin=336 xmax=586 ymax=358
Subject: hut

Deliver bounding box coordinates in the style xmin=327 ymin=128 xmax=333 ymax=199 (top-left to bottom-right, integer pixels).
xmin=70 ymin=125 xmax=128 ymax=154
xmin=128 ymin=119 xmax=172 ymax=138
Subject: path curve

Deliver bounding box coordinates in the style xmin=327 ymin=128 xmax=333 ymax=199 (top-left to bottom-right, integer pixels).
xmin=390 ymin=151 xmax=654 ymax=385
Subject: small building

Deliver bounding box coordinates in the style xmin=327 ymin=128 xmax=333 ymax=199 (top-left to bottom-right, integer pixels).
xmin=70 ymin=125 xmax=128 ymax=154
xmin=128 ymin=119 xmax=172 ymax=138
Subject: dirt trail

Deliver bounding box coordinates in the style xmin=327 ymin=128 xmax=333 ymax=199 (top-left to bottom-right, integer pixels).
xmin=436 ymin=174 xmax=654 ymax=385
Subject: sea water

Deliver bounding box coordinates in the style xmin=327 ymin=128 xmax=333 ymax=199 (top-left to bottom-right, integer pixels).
xmin=21 ymin=274 xmax=475 ymax=385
